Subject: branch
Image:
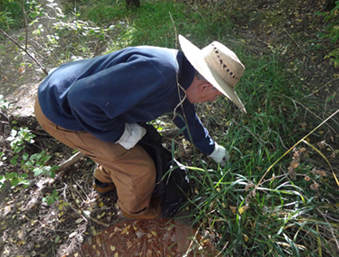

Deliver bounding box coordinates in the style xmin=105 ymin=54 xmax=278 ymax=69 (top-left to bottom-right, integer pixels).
xmin=57 ymin=152 xmax=85 ymax=172
xmin=0 ymin=28 xmax=48 ymax=75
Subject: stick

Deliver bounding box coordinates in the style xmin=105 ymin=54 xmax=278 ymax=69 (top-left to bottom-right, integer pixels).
xmin=57 ymin=152 xmax=85 ymax=172
xmin=0 ymin=28 xmax=48 ymax=75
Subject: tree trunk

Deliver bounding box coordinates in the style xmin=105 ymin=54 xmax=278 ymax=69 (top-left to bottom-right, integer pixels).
xmin=126 ymin=0 xmax=140 ymax=9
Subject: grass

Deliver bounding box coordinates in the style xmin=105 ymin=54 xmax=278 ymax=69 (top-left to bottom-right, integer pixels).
xmin=3 ymin=0 xmax=339 ymax=256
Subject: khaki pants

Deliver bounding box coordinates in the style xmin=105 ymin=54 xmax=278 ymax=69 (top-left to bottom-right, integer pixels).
xmin=34 ymin=97 xmax=161 ymax=219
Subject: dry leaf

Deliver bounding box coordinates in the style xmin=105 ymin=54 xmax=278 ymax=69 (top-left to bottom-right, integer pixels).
xmin=255 ymin=166 xmax=262 ymax=171
xmin=16 ymin=240 xmax=26 ymax=246
xmin=288 ymin=165 xmax=297 ymax=180
xmin=121 ymin=225 xmax=130 ymax=235
xmin=239 ymin=206 xmax=248 ymax=215
xmin=151 ymin=231 xmax=157 ymax=237
xmin=127 ymin=241 xmax=133 ymax=248
xmin=304 ymin=176 xmax=310 ymax=181
xmin=245 ymin=182 xmax=254 ymax=192
xmin=96 ymin=237 xmax=101 ymax=246
xmin=310 ymin=181 xmax=319 ymax=191
xmin=230 ymin=206 xmax=237 ymax=215
xmin=19 ymin=67 xmax=25 ymax=74
xmin=114 ymin=252 xmax=119 ymax=257
xmin=146 ymin=249 xmax=152 ymax=257
xmin=110 ymin=245 xmax=116 ymax=251
xmin=243 ymin=234 xmax=249 ymax=243
xmin=1 ymin=75 xmax=8 ymax=82
xmin=114 ymin=227 xmax=122 ymax=232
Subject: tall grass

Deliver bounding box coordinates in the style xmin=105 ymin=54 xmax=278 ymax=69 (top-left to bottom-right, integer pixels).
xmin=65 ymin=0 xmax=339 ymax=255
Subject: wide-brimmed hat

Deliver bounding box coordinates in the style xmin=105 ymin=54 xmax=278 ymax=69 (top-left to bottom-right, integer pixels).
xmin=178 ymin=34 xmax=246 ymax=113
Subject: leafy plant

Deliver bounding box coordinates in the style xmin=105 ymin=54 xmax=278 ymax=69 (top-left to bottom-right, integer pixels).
xmin=3 ymin=126 xmax=59 ymax=198
xmin=42 ymin=188 xmax=59 ymax=205
xmin=316 ymin=0 xmax=339 ymax=67
xmin=7 ymin=126 xmax=36 ymax=153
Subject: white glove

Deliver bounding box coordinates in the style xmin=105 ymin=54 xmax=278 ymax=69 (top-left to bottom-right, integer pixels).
xmin=209 ymin=142 xmax=229 ymax=167
xmin=116 ymin=123 xmax=146 ymax=150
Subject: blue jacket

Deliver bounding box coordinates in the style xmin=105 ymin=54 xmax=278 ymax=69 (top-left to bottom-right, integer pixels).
xmin=38 ymin=46 xmax=215 ymax=154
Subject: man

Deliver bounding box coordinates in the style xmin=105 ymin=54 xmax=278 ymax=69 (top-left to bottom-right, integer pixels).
xmin=34 ymin=35 xmax=246 ymax=220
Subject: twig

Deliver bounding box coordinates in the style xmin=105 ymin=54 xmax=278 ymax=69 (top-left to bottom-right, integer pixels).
xmin=57 ymin=152 xmax=85 ymax=172
xmin=169 ymin=12 xmax=177 ymax=49
xmin=283 ymin=94 xmax=338 ymax=136
xmin=283 ymin=27 xmax=302 ymax=52
xmin=303 ymin=78 xmax=337 ymax=99
xmin=63 ymin=183 xmax=110 ymax=228
xmin=0 ymin=28 xmax=48 ymax=75
xmin=63 ymin=183 xmax=88 ymax=222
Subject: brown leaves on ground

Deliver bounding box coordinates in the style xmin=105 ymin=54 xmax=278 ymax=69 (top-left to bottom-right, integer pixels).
xmin=78 ymin=219 xmax=218 ymax=257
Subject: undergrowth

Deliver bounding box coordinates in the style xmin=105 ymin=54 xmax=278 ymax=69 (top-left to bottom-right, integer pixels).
xmin=1 ymin=0 xmax=338 ymax=256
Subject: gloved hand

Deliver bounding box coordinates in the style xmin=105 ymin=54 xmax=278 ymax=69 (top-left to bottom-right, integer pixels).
xmin=116 ymin=123 xmax=146 ymax=150
xmin=208 ymin=142 xmax=229 ymax=167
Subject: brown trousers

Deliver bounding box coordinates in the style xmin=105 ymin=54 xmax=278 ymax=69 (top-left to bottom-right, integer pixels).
xmin=34 ymin=97 xmax=161 ymax=219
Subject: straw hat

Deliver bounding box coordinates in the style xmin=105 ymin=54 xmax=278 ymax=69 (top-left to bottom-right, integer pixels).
xmin=179 ymin=34 xmax=246 ymax=113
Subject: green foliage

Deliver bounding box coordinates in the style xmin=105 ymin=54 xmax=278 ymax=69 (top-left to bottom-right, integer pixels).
xmin=42 ymin=188 xmax=59 ymax=205
xmin=7 ymin=126 xmax=36 ymax=153
xmin=187 ymin=47 xmax=337 ymax=255
xmin=0 ymin=0 xmax=23 ymax=29
xmin=316 ymin=0 xmax=339 ymax=67
xmin=2 ymin=126 xmax=59 ymax=201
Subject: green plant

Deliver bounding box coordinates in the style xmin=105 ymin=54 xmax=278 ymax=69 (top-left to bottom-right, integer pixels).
xmin=316 ymin=0 xmax=339 ymax=67
xmin=42 ymin=188 xmax=59 ymax=205
xmin=3 ymin=126 xmax=59 ymax=200
xmin=7 ymin=126 xmax=36 ymax=153
xmin=0 ymin=94 xmax=11 ymax=109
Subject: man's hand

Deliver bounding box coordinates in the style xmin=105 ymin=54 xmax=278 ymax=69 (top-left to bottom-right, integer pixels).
xmin=116 ymin=123 xmax=146 ymax=150
xmin=209 ymin=142 xmax=229 ymax=167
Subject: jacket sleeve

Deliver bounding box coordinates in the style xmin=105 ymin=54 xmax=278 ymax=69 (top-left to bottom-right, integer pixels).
xmin=172 ymin=100 xmax=215 ymax=155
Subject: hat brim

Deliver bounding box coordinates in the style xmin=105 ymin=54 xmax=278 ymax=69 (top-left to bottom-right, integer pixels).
xmin=179 ymin=35 xmax=246 ymax=113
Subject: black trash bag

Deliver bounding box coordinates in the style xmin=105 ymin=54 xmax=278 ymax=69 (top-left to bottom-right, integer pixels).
xmin=137 ymin=123 xmax=190 ymax=218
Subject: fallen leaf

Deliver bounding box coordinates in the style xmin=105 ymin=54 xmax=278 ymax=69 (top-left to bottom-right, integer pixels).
xmin=121 ymin=225 xmax=130 ymax=235
xmin=16 ymin=240 xmax=25 ymax=246
xmin=127 ymin=241 xmax=133 ymax=248
xmin=310 ymin=181 xmax=319 ymax=191
xmin=146 ymin=249 xmax=152 ymax=257
xmin=243 ymin=234 xmax=249 ymax=243
xmin=96 ymin=237 xmax=101 ymax=246
xmin=19 ymin=67 xmax=25 ymax=74
xmin=110 ymin=245 xmax=116 ymax=251
xmin=304 ymin=176 xmax=310 ymax=181
xmin=239 ymin=206 xmax=248 ymax=215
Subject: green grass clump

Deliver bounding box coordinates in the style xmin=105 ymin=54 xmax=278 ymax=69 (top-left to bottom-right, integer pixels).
xmin=0 ymin=0 xmax=26 ymax=30
xmin=69 ymin=1 xmax=339 ymax=255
